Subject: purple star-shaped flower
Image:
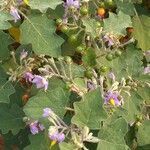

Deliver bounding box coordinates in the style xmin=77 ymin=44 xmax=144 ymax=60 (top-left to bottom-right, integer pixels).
xmin=49 ymin=131 xmax=59 ymax=141
xmin=57 ymin=133 xmax=65 ymax=143
xmin=24 ymin=72 xmax=34 ymax=82
xmin=104 ymin=91 xmax=121 ymax=106
xmin=64 ymin=0 xmax=80 ymax=9
xmin=103 ymin=35 xmax=114 ymax=47
xmin=49 ymin=131 xmax=65 ymax=143
xmin=32 ymin=75 xmax=48 ymax=91
xmin=43 ymin=108 xmax=53 ymax=117
xmin=10 ymin=6 xmax=21 ymax=22
xmin=29 ymin=121 xmax=39 ymax=135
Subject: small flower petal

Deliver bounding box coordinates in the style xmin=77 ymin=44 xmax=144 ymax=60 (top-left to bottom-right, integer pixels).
xmin=32 ymin=75 xmax=48 ymax=90
xmin=10 ymin=6 xmax=21 ymax=22
xmin=29 ymin=121 xmax=39 ymax=135
xmin=24 ymin=72 xmax=34 ymax=82
xmin=43 ymin=108 xmax=53 ymax=117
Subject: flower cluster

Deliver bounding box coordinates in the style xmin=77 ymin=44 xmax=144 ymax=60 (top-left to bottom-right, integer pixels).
xmin=24 ymin=72 xmax=48 ymax=91
xmin=42 ymin=108 xmax=66 ymax=144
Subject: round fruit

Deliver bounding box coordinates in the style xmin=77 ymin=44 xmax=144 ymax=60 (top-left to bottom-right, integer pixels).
xmin=127 ymin=27 xmax=134 ymax=33
xmin=100 ymin=66 xmax=108 ymax=72
xmin=96 ymin=21 xmax=101 ymax=27
xmin=105 ymin=0 xmax=115 ymax=7
xmin=76 ymin=46 xmax=83 ymax=53
xmin=68 ymin=34 xmax=77 ymax=44
xmin=115 ymin=50 xmax=122 ymax=57
xmin=97 ymin=7 xmax=105 ymax=17
xmin=22 ymin=94 xmax=29 ymax=104
xmin=106 ymin=53 xmax=113 ymax=61
xmin=65 ymin=56 xmax=72 ymax=64
xmin=61 ymin=25 xmax=68 ymax=33
xmin=76 ymin=44 xmax=86 ymax=53
xmin=99 ymin=2 xmax=105 ymax=8
xmin=80 ymin=7 xmax=88 ymax=15
xmin=84 ymin=69 xmax=93 ymax=78
xmin=56 ymin=18 xmax=62 ymax=25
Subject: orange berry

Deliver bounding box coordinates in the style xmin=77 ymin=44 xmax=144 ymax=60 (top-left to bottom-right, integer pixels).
xmin=22 ymin=94 xmax=29 ymax=104
xmin=97 ymin=8 xmax=105 ymax=16
xmin=127 ymin=27 xmax=134 ymax=33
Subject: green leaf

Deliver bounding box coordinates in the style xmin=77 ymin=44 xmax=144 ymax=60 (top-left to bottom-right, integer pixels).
xmin=82 ymin=48 xmax=96 ymax=67
xmin=0 ymin=11 xmax=12 ymax=30
xmin=137 ymin=120 xmax=150 ymax=146
xmin=133 ymin=15 xmax=150 ymax=51
xmin=0 ymin=67 xmax=15 ymax=103
xmin=20 ymin=14 xmax=64 ymax=57
xmin=0 ymin=104 xmax=25 ymax=134
xmin=137 ymin=85 xmax=150 ymax=103
xmin=104 ymin=11 xmax=132 ymax=35
xmin=97 ymin=118 xmax=129 ymax=150
xmin=115 ymin=0 xmax=135 ymax=16
xmin=97 ymin=45 xmax=143 ymax=80
xmin=117 ymin=91 xmax=143 ymax=122
xmin=56 ymin=61 xmax=85 ymax=79
xmin=72 ymin=88 xmax=107 ymax=129
xmin=59 ymin=142 xmax=77 ymax=150
xmin=25 ymin=133 xmax=49 ymax=150
xmin=82 ymin=18 xmax=99 ymax=38
xmin=0 ymin=31 xmax=13 ymax=61
xmin=24 ymin=86 xmax=70 ymax=120
xmin=29 ymin=0 xmax=63 ymax=13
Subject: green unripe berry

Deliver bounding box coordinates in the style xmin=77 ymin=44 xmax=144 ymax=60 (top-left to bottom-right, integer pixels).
xmin=106 ymin=53 xmax=113 ymax=61
xmin=84 ymin=69 xmax=93 ymax=79
xmin=80 ymin=7 xmax=88 ymax=15
xmin=68 ymin=34 xmax=77 ymax=44
xmin=76 ymin=44 xmax=86 ymax=53
xmin=99 ymin=2 xmax=105 ymax=8
xmin=61 ymin=25 xmax=68 ymax=33
xmin=105 ymin=0 xmax=115 ymax=8
xmin=115 ymin=50 xmax=122 ymax=57
xmin=56 ymin=18 xmax=62 ymax=25
xmin=100 ymin=66 xmax=108 ymax=72
xmin=64 ymin=56 xmax=72 ymax=64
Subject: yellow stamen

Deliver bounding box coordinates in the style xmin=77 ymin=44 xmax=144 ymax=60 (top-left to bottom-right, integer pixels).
xmin=23 ymin=0 xmax=29 ymax=5
xmin=109 ymin=98 xmax=115 ymax=106
xmin=50 ymin=140 xmax=57 ymax=149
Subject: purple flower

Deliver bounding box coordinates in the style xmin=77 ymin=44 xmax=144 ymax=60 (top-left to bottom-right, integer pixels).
xmin=20 ymin=49 xmax=28 ymax=60
xmin=43 ymin=108 xmax=53 ymax=117
xmin=144 ymin=66 xmax=150 ymax=74
xmin=49 ymin=131 xmax=59 ymax=141
xmin=24 ymin=72 xmax=34 ymax=82
xmin=29 ymin=121 xmax=45 ymax=135
xmin=104 ymin=91 xmax=121 ymax=106
xmin=29 ymin=121 xmax=39 ymax=135
xmin=32 ymin=75 xmax=48 ymax=91
xmin=10 ymin=6 xmax=21 ymax=22
xmin=103 ymin=35 xmax=114 ymax=47
xmin=57 ymin=133 xmax=65 ymax=143
xmin=64 ymin=0 xmax=80 ymax=9
xmin=49 ymin=132 xmax=65 ymax=143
